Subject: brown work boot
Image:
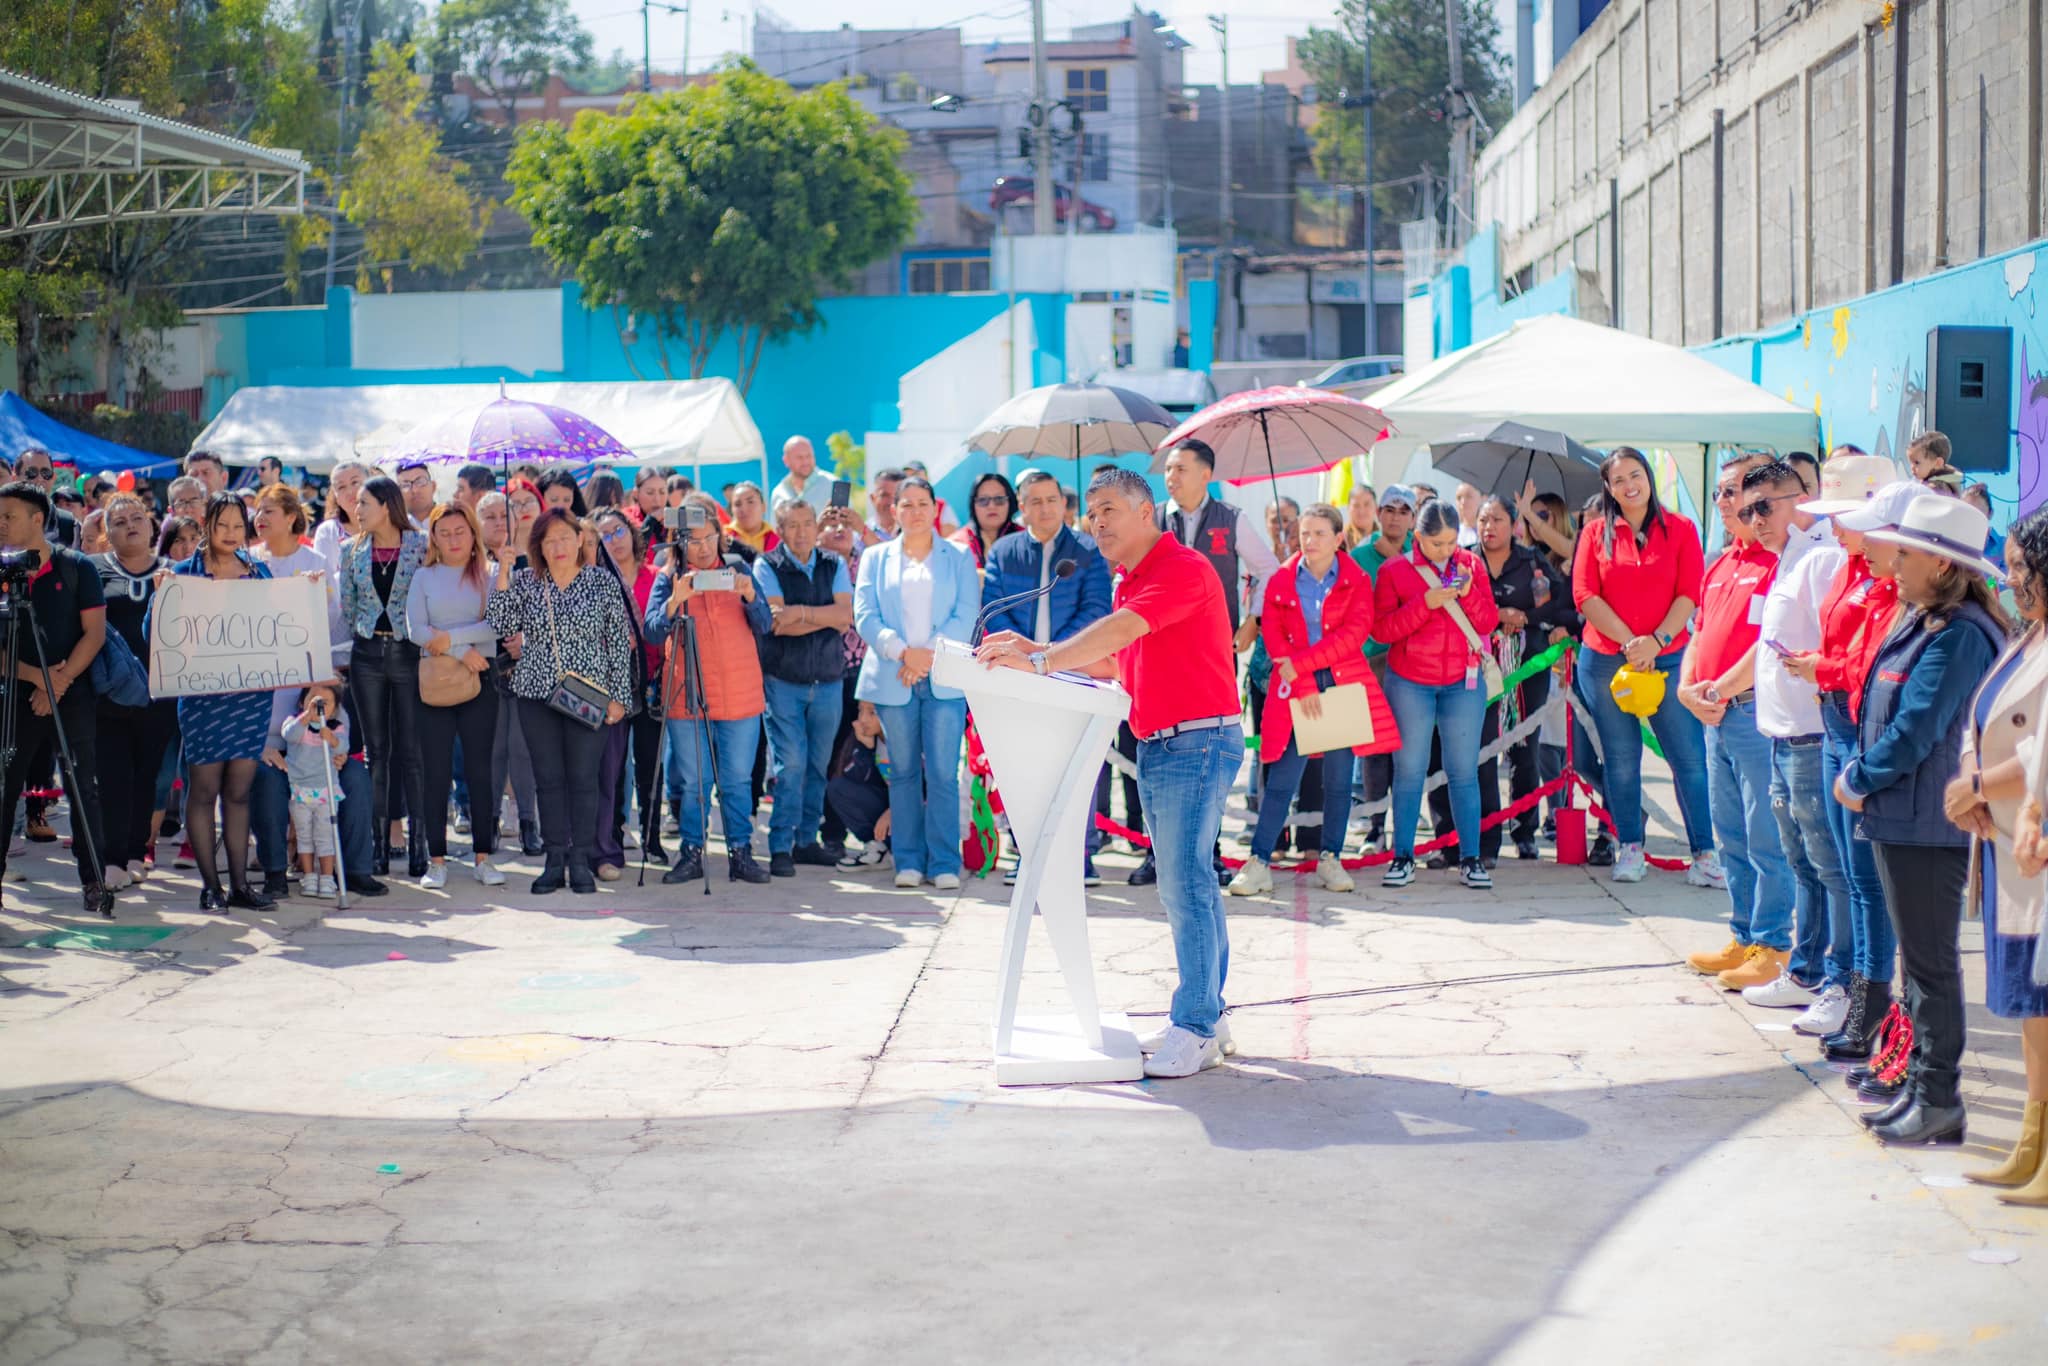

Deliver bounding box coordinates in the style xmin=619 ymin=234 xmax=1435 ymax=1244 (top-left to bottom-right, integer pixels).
xmin=1717 ymin=944 xmax=1789 ymax=991
xmin=1686 ymin=937 xmax=1747 ymax=975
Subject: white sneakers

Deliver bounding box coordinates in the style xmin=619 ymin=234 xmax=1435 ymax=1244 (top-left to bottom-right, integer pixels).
xmin=102 ymin=864 xmax=133 ymax=891
xmin=1742 ymin=973 xmax=1817 ymax=1009
xmin=839 ymin=841 xmax=889 ymax=871
xmin=1137 ymin=1014 xmax=1236 ymax=1057
xmin=894 ymin=869 xmax=923 ymax=889
xmin=1226 ymin=858 xmax=1273 ymax=897
xmin=932 ymin=872 xmax=960 ymax=892
xmin=1687 ymin=850 xmax=1729 ymax=889
xmin=1793 ymin=982 xmax=1851 ymax=1034
xmin=1141 ymin=1026 xmax=1223 ymax=1078
xmin=1316 ymin=854 xmax=1355 ymax=893
xmin=474 ymin=860 xmax=506 ymax=887
xmin=1612 ymin=842 xmax=1648 ymax=882
xmin=421 ymin=862 xmax=448 ymax=890
xmin=305 ymin=874 xmax=337 ymax=899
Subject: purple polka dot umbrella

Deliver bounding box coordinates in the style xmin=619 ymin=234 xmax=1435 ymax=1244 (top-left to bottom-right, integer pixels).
xmin=387 ymin=381 xmax=637 ymax=467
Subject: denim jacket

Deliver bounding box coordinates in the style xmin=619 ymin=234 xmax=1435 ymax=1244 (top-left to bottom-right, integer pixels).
xmin=336 ymin=531 xmax=428 ymax=641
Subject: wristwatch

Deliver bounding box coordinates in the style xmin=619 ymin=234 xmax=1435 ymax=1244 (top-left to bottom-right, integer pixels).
xmin=1654 ymin=629 xmax=1673 ymax=648
xmin=1028 ymin=650 xmax=1050 ymax=675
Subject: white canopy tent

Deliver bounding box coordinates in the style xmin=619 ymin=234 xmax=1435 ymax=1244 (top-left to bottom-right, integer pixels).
xmin=1366 ymin=314 xmax=1822 ymax=512
xmin=191 ymin=378 xmax=768 ymax=485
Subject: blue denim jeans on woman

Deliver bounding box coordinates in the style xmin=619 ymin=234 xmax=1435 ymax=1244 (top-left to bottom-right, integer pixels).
xmin=1822 ymin=695 xmax=1895 ymax=982
xmin=1772 ymin=735 xmax=1852 ymax=988
xmin=1250 ymin=737 xmax=1354 ymax=862
xmin=1575 ymin=646 xmax=1714 ymax=849
xmin=762 ymin=676 xmax=843 ymax=854
xmin=876 ymin=680 xmax=966 ymax=878
xmin=1136 ymin=724 xmax=1242 ymax=1037
xmin=666 ymin=716 xmax=760 ymax=853
xmin=1705 ymin=699 xmax=1796 ymax=951
xmin=1384 ymin=673 xmax=1486 ymax=860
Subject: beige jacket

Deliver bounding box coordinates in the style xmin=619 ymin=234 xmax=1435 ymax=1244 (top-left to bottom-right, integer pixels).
xmin=1967 ymin=628 xmax=2048 ymax=936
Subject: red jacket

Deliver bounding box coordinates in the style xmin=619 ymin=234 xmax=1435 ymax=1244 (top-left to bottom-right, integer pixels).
xmin=1373 ymin=546 xmax=1501 ymax=686
xmin=1258 ymin=552 xmax=1400 ymax=763
xmin=1814 ymin=555 xmax=1902 ymax=721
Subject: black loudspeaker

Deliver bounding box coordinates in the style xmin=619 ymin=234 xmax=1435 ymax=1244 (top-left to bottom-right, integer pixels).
xmin=1925 ymin=325 xmax=2012 ymax=473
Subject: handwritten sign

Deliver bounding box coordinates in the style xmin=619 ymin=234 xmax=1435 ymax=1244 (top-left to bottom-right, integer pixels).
xmin=148 ymin=575 xmax=334 ymax=698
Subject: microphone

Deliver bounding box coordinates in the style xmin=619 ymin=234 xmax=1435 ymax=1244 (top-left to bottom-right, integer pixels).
xmin=973 ymin=558 xmax=1076 ymax=645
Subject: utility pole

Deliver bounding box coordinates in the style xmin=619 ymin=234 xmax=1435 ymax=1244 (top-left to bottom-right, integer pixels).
xmin=1443 ymin=0 xmax=1473 ymax=248
xmin=1361 ymin=12 xmax=1377 ymax=355
xmin=323 ymin=0 xmax=363 ymax=298
xmin=1030 ymin=0 xmax=1055 ymax=235
xmin=1210 ymin=13 xmax=1231 ymax=246
xmin=1067 ymin=107 xmax=1084 ymax=241
xmin=642 ymin=1 xmax=691 ymax=94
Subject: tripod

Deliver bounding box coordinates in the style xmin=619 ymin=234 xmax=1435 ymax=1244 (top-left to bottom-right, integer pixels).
xmin=672 ymin=611 xmax=715 ymax=897
xmin=0 ymin=581 xmax=112 ymax=917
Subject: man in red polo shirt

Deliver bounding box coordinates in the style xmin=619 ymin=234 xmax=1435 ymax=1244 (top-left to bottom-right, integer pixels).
xmin=977 ymin=467 xmax=1240 ymax=1079
xmin=1678 ymin=454 xmax=1796 ymax=992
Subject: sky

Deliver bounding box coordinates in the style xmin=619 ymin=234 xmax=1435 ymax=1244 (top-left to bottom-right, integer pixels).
xmin=568 ymin=1 xmax=1360 ymax=90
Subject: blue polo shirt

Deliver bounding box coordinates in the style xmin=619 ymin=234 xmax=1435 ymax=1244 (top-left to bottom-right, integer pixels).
xmin=1296 ymin=557 xmax=1340 ymax=645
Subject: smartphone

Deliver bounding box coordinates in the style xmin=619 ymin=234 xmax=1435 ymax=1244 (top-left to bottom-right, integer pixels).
xmin=830 ymin=479 xmax=852 ymax=509
xmin=695 ymin=567 xmax=736 ymax=592
xmin=1763 ymin=639 xmax=1794 ymax=658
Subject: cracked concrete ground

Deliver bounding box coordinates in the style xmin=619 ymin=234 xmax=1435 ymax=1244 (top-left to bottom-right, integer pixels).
xmin=3 ymin=793 xmax=2047 ymax=1364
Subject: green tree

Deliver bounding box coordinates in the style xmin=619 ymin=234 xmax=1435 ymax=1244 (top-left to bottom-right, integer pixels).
xmin=507 ymin=62 xmax=917 ymax=393
xmin=340 ymin=43 xmax=490 ymax=292
xmin=428 ymin=0 xmax=593 ymax=127
xmin=1298 ymin=0 xmax=1512 ymax=246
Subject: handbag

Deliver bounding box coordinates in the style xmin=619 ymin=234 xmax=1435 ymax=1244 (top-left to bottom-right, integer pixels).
xmin=1287 ymin=680 xmax=1376 ymax=755
xmin=541 ymin=581 xmax=611 ymax=730
xmin=418 ymin=651 xmax=481 ymax=707
xmin=1418 ymin=561 xmax=1505 ymax=699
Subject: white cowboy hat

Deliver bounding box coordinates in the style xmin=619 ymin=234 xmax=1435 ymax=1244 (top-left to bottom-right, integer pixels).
xmin=1834 ymin=479 xmax=1929 ymax=534
xmin=1863 ymin=492 xmax=2003 ymax=580
xmin=1799 ymin=454 xmax=1902 ymax=516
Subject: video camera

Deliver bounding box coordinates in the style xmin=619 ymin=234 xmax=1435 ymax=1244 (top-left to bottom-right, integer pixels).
xmin=0 ymin=546 xmax=41 ymax=589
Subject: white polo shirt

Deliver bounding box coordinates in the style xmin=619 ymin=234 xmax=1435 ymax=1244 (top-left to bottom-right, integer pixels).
xmin=1755 ymin=518 xmax=1837 ymax=739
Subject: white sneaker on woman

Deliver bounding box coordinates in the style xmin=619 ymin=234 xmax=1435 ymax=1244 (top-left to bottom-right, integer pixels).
xmin=1687 ymin=849 xmax=1729 ymax=889
xmin=1612 ymin=843 xmax=1648 ymax=883
xmin=421 ymin=862 xmax=447 ymax=890
xmin=894 ymin=869 xmax=924 ymax=889
xmin=474 ymin=860 xmax=506 ymax=887
xmin=1315 ymin=853 xmax=1355 ymax=893
xmin=1226 ymin=859 xmax=1273 ymax=896
xmin=931 ymin=872 xmax=960 ymax=892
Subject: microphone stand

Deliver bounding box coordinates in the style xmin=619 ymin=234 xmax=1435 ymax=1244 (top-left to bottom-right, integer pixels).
xmin=971 ymin=558 xmax=1077 ymax=645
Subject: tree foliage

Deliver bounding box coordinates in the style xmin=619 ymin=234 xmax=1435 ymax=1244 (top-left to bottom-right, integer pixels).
xmin=1298 ymin=0 xmax=1512 ymax=245
xmin=507 ymin=62 xmax=918 ymax=393
xmin=428 ymin=0 xmax=593 ymax=127
xmin=339 ymin=43 xmax=490 ymax=292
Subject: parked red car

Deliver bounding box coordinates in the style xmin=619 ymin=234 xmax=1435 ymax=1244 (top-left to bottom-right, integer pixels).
xmin=988 ymin=177 xmax=1116 ymax=231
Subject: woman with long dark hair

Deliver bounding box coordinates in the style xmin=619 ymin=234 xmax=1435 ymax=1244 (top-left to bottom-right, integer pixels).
xmin=1477 ymin=494 xmax=1578 ymax=862
xmin=589 ymin=507 xmax=662 ymax=878
xmin=949 ymin=472 xmax=1020 ymax=570
xmin=536 ymin=467 xmax=588 ymax=517
xmin=1570 ymin=447 xmax=1716 ymax=882
xmin=1838 ymin=494 xmax=2007 ymax=1146
xmin=407 ymin=501 xmax=504 ymax=888
xmin=338 ymin=475 xmax=430 ymax=878
xmin=1949 ymin=505 xmax=2048 ymax=1197
xmin=158 ymin=493 xmax=277 ymax=913
xmin=486 ymin=508 xmax=635 ymax=893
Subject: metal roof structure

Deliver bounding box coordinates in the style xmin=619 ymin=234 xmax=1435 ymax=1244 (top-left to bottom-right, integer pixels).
xmin=0 ymin=68 xmax=307 ymax=237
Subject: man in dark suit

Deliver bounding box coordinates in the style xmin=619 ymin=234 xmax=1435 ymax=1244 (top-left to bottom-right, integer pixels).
xmin=985 ymin=469 xmax=1114 ymax=884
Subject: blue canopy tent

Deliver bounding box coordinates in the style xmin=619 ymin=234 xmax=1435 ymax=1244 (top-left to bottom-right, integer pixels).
xmin=0 ymin=391 xmax=179 ymax=477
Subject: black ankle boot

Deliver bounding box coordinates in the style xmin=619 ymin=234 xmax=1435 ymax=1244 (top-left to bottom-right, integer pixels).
xmin=662 ymin=845 xmax=704 ymax=884
xmin=729 ymin=846 xmax=772 ymax=884
xmin=520 ymin=819 xmax=545 ymax=856
xmin=1860 ymin=1089 xmax=1915 ymax=1128
xmin=568 ymin=858 xmax=597 ymax=895
xmin=531 ymin=855 xmax=567 ymax=894
xmin=1872 ymin=1101 xmax=1967 ymax=1146
xmin=1824 ymin=976 xmax=1891 ymax=1061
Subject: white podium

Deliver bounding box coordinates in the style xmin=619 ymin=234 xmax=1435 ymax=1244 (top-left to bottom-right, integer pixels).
xmin=932 ymin=640 xmax=1144 ymax=1085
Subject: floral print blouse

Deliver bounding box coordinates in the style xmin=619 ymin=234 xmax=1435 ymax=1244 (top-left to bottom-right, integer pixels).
xmin=485 ymin=563 xmax=635 ymax=709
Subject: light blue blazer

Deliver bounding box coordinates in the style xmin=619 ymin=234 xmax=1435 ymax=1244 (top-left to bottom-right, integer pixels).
xmin=854 ymin=536 xmax=982 ymax=705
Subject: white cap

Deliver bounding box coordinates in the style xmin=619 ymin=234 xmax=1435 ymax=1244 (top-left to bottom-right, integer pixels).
xmin=1834 ymin=480 xmax=1929 ymax=534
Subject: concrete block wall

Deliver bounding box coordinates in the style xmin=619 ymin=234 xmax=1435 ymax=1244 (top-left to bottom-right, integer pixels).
xmin=1471 ymin=0 xmax=2047 ymax=348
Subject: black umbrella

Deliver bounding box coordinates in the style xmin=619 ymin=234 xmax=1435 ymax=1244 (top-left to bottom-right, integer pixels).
xmin=966 ymin=383 xmax=1175 ymax=479
xmin=1429 ymin=421 xmax=1605 ymax=506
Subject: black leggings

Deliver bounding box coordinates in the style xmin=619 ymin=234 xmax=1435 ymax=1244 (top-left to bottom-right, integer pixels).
xmin=353 ymin=637 xmax=428 ymax=866
xmin=624 ymin=710 xmax=663 ymax=846
xmin=96 ymin=700 xmax=177 ymax=867
xmin=1873 ymin=841 xmax=1969 ymax=1108
xmin=420 ymin=687 xmax=500 ymax=859
xmin=519 ymin=698 xmax=608 ymax=867
xmin=187 ymin=758 xmax=257 ymax=894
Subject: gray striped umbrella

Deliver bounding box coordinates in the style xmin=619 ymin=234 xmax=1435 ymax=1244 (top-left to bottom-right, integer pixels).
xmin=966 ymin=382 xmax=1175 ymax=464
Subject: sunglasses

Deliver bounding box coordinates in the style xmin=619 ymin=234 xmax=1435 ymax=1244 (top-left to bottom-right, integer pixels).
xmin=1737 ymin=492 xmax=1801 ymax=523
xmin=17 ymin=467 xmax=53 ymax=480
xmin=973 ymin=494 xmax=1010 ymax=508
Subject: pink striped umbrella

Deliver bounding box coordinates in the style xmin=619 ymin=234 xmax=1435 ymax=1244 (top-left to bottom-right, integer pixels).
xmin=1151 ymin=385 xmax=1393 ymax=486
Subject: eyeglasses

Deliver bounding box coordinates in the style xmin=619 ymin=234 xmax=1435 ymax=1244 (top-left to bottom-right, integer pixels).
xmin=973 ymin=495 xmax=1010 ymax=509
xmin=598 ymin=525 xmax=630 ymax=544
xmin=1737 ymin=492 xmax=1801 ymax=523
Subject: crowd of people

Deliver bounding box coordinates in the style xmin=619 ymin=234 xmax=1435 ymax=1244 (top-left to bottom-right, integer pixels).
xmin=3 ymin=426 xmax=2047 ymax=1154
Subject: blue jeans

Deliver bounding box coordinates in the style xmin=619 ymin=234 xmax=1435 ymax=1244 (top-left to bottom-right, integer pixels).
xmin=1771 ymin=735 xmax=1852 ymax=987
xmin=1384 ymin=673 xmax=1486 ymax=860
xmin=762 ymin=677 xmax=843 ymax=854
xmin=666 ymin=716 xmax=759 ymax=853
xmin=876 ymin=681 xmax=966 ymax=878
xmin=252 ymin=761 xmax=289 ymax=876
xmin=1705 ymin=700 xmax=1796 ymax=950
xmin=1576 ymin=647 xmax=1714 ymax=849
xmin=1250 ymin=738 xmax=1354 ymax=861
xmin=1136 ymin=725 xmax=1242 ymax=1036
xmin=1822 ymin=696 xmax=1895 ymax=982
xmin=338 ymin=756 xmax=370 ymax=879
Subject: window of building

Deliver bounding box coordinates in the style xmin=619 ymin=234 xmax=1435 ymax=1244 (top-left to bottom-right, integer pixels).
xmin=1065 ymin=67 xmax=1108 ymax=112
xmin=907 ymin=257 xmax=991 ymax=294
xmin=1080 ymin=133 xmax=1109 ymax=182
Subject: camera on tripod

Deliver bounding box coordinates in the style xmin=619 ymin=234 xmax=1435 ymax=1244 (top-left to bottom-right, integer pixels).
xmin=0 ymin=547 xmax=43 ymax=617
xmin=661 ymin=504 xmax=710 ymax=533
